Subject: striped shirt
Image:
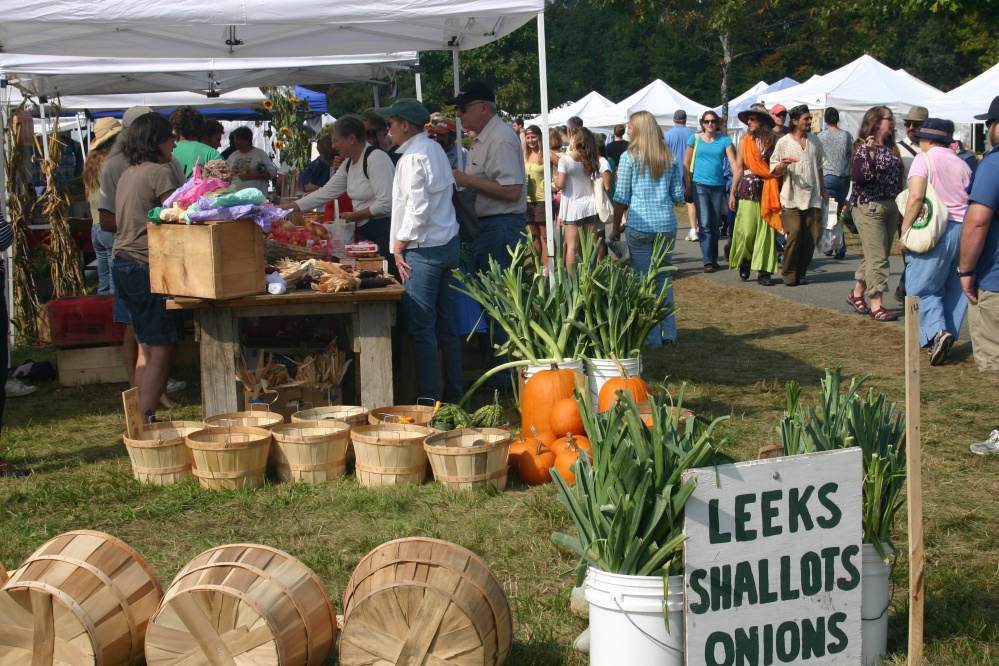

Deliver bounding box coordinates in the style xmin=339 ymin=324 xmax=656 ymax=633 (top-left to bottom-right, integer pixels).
xmin=612 ymin=150 xmax=685 ymax=234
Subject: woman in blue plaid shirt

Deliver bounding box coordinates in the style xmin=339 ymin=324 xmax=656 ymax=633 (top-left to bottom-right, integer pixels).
xmin=609 ymin=110 xmax=685 ymax=346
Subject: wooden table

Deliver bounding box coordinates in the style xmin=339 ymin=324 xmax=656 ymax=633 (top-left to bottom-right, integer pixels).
xmin=167 ymin=285 xmax=404 ymax=417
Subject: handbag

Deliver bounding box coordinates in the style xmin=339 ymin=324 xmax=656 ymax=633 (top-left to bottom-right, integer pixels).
xmin=452 ymin=186 xmax=480 ymax=243
xmin=592 ymin=175 xmax=613 ymax=223
xmin=683 ymin=135 xmax=699 ymax=204
xmin=897 ymin=151 xmax=948 ymax=254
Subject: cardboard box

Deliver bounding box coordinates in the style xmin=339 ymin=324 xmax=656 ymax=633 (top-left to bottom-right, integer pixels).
xmin=243 ymin=386 xmax=342 ymax=420
xmin=58 ymin=346 xmax=128 ymax=386
xmin=148 ymin=219 xmax=265 ymax=300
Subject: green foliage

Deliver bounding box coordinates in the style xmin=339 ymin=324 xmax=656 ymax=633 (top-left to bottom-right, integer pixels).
xmin=551 ymin=386 xmax=726 ymax=579
xmin=779 ymin=366 xmax=907 ymax=562
xmin=260 ymin=86 xmax=312 ymax=172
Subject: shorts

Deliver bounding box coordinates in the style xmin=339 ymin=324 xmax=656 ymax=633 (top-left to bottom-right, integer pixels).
xmin=526 ymin=201 xmax=546 ymax=225
xmin=111 ymin=258 xmax=183 ymax=346
xmin=113 ymin=292 xmax=131 ymax=325
xmin=562 ymin=214 xmax=600 ymax=227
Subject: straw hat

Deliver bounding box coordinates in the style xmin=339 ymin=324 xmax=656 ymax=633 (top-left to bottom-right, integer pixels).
xmin=90 ymin=117 xmax=123 ymax=150
xmin=737 ymin=104 xmax=775 ymax=129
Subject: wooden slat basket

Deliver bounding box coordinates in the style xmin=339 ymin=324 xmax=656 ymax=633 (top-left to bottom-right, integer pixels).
xmin=122 ymin=421 xmax=205 ymax=485
xmin=204 ymin=409 xmax=284 ymax=430
xmin=367 ymin=404 xmax=435 ymax=426
xmin=292 ymin=405 xmax=368 ymax=427
xmin=340 ymin=537 xmax=512 ymax=666
xmin=424 ymin=428 xmax=512 ymax=492
xmin=271 ymin=421 xmax=351 ymax=484
xmin=0 ymin=530 xmax=163 ymax=666
xmin=145 ymin=544 xmax=337 ymax=666
xmin=350 ymin=424 xmax=434 ymax=487
xmin=185 ymin=426 xmax=272 ymax=490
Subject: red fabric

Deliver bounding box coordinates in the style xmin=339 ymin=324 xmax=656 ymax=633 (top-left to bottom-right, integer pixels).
xmin=43 ymin=295 xmax=125 ymax=348
xmin=323 ymin=194 xmax=353 ymax=222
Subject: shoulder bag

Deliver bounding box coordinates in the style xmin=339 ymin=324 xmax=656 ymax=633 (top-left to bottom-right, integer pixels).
xmin=897 ymin=150 xmax=949 ymax=254
xmin=592 ymin=171 xmax=613 ymax=223
xmin=683 ymin=135 xmax=700 ymax=204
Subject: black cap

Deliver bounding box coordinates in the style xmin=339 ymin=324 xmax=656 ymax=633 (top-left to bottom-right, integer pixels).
xmin=448 ymin=81 xmax=495 ymax=106
xmin=973 ymin=95 xmax=999 ymax=122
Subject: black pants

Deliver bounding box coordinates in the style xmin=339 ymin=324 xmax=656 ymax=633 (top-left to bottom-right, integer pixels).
xmin=357 ymin=216 xmax=396 ymax=278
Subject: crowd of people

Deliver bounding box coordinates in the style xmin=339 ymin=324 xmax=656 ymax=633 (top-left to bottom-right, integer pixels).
xmin=3 ymin=83 xmax=999 ymax=477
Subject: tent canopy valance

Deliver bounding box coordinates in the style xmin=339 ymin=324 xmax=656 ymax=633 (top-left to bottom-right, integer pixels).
xmin=0 ymin=53 xmax=418 ymax=98
xmin=0 ymin=0 xmax=542 ymax=57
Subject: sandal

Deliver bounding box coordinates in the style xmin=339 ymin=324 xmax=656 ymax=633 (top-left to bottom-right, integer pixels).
xmin=847 ymin=293 xmax=870 ymax=315
xmin=869 ymin=307 xmax=898 ymax=321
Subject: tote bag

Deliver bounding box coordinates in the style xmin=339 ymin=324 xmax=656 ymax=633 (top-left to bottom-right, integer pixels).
xmin=897 ymin=151 xmax=949 ymax=254
xmin=592 ymin=176 xmax=613 ymax=223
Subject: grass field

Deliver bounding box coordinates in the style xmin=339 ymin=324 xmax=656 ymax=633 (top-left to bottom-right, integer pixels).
xmin=2 ymin=272 xmax=998 ymax=665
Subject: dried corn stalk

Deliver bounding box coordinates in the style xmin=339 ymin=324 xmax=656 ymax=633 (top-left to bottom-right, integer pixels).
xmin=282 ymin=340 xmax=351 ymax=390
xmin=2 ymin=100 xmax=42 ymax=343
xmin=235 ymin=349 xmax=291 ymax=400
xmin=34 ymin=107 xmax=84 ymax=298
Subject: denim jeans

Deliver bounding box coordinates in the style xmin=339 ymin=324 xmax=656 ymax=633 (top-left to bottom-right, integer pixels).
xmin=903 ymin=221 xmax=967 ymax=347
xmin=111 ymin=258 xmax=183 ymax=345
xmin=694 ymin=183 xmax=725 ymax=265
xmin=402 ymin=235 xmax=463 ymax=403
xmin=91 ymin=225 xmax=116 ymax=294
xmin=627 ymin=229 xmax=677 ymax=345
xmin=823 ymin=175 xmax=850 ymax=253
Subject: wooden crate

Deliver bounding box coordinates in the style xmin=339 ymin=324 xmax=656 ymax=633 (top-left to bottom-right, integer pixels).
xmin=148 ymin=218 xmax=265 ymax=300
xmin=58 ymin=345 xmax=128 ymax=386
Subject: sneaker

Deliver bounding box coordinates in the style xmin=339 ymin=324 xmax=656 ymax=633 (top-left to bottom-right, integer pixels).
xmin=165 ymin=378 xmax=187 ymax=394
xmin=758 ymin=273 xmax=776 ymax=286
xmin=5 ymin=378 xmax=37 ymax=398
xmin=929 ymin=330 xmax=955 ymax=367
xmin=685 ymin=228 xmax=700 ymax=242
xmin=970 ymin=430 xmax=999 ymax=455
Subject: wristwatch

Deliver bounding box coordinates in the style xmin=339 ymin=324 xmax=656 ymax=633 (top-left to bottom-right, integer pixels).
xmin=958 ymin=269 xmax=976 ymax=278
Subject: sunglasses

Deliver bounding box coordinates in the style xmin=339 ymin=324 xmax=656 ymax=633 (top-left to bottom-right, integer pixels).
xmin=775 ymin=112 xmax=788 ymax=117
xmin=703 ymin=118 xmax=719 ymax=125
xmin=456 ymin=100 xmax=487 ymax=114
xmin=903 ymin=121 xmax=922 ymax=127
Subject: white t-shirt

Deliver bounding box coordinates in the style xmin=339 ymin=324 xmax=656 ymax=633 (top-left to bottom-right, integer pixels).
xmin=226 ymin=147 xmax=276 ymax=192
xmin=558 ymin=154 xmax=598 ymax=222
xmin=295 ymin=147 xmax=394 ymax=226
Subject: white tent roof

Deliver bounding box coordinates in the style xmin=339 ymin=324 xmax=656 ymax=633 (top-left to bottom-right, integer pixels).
xmin=579 ymin=79 xmax=709 ymax=129
xmin=8 ymin=86 xmax=320 ymax=112
xmin=718 ymin=78 xmax=800 ymax=130
xmin=0 ymin=53 xmax=417 ymax=97
xmin=527 ymin=91 xmax=614 ymax=126
xmin=927 ymin=62 xmax=999 ymax=123
xmin=757 ymin=55 xmax=941 ymax=115
xmin=0 ymin=0 xmax=543 ymax=58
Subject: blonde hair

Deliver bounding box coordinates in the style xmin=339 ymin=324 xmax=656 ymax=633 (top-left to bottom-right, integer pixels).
xmin=626 ymin=110 xmax=673 ymax=180
xmin=549 ymin=128 xmax=563 ymax=151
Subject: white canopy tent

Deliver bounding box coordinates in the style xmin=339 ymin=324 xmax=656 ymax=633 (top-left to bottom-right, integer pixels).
xmin=718 ymin=78 xmax=799 ymax=134
xmin=927 ymin=62 xmax=999 ymax=123
xmin=0 ymin=53 xmax=417 ymax=98
xmin=579 ymin=79 xmax=710 ymax=133
xmin=526 ymin=91 xmax=614 ymax=127
xmin=757 ymin=55 xmax=942 ymax=137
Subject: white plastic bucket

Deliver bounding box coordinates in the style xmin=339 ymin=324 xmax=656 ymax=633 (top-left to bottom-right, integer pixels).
xmin=585 ymin=356 xmax=641 ymax=408
xmin=862 ymin=542 xmax=894 ymax=665
xmin=584 ymin=567 xmax=684 ymax=666
xmin=522 ymin=358 xmax=584 ymax=383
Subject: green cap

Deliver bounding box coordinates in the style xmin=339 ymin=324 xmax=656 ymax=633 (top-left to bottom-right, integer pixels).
xmin=375 ymin=98 xmax=430 ymax=127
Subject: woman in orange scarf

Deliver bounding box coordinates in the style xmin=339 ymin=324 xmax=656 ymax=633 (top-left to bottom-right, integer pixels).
xmin=729 ymin=104 xmax=782 ymax=285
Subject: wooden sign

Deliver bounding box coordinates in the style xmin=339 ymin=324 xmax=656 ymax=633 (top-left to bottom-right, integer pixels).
xmin=122 ymin=388 xmax=143 ymax=439
xmin=683 ymin=448 xmax=864 ymax=665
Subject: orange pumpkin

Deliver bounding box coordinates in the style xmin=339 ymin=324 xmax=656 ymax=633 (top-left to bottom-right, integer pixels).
xmin=521 ymin=362 xmax=577 ymax=437
xmin=553 ymin=437 xmax=588 ymax=486
xmin=551 ymin=432 xmax=592 ymax=460
xmin=598 ymin=353 xmax=649 ymax=412
xmin=518 ymin=439 xmax=556 ymax=485
xmin=508 ymin=433 xmax=533 ymax=468
xmin=643 ymin=408 xmax=694 ymax=433
xmin=530 ymin=425 xmax=558 ymax=449
xmin=550 ymin=397 xmax=584 ymax=438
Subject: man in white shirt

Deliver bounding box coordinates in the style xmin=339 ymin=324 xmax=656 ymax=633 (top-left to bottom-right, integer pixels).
xmin=898 ymin=105 xmax=927 ymax=172
xmin=376 ymin=99 xmax=463 ymax=403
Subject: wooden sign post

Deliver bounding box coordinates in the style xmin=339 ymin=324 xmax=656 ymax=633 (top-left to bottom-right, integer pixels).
xmin=905 ymin=296 xmax=924 ymax=664
xmin=122 ymin=388 xmax=143 ymax=439
xmin=683 ymin=448 xmax=864 ymax=665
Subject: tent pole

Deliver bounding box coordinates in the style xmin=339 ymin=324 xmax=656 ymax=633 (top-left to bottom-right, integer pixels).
xmin=75 ymin=112 xmax=87 ymax=161
xmin=537 ymin=11 xmax=554 ymax=279
xmin=37 ymin=97 xmax=51 ymax=163
xmin=372 ymin=84 xmax=380 ymax=107
xmin=414 ymin=54 xmax=423 ymax=103
xmin=452 ymin=49 xmax=464 ymax=172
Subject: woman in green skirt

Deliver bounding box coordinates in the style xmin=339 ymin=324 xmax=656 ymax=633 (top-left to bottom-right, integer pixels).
xmin=728 ymin=104 xmax=781 ymax=285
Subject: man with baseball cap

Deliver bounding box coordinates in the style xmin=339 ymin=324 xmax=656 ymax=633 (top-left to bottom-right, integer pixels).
xmin=771 ymin=104 xmax=788 ymax=138
xmin=375 ymin=98 xmax=463 ymax=403
xmin=428 ymin=118 xmax=466 ymax=169
xmin=960 ymin=96 xmax=999 ymax=382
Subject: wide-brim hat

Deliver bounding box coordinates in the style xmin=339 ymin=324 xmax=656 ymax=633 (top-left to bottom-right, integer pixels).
xmin=90 ymin=117 xmax=122 ymax=150
xmin=912 ymin=118 xmax=954 ymax=143
xmin=737 ymin=104 xmax=775 ymax=128
xmin=903 ymin=106 xmax=929 ymax=123
xmin=973 ymin=95 xmax=999 ymax=122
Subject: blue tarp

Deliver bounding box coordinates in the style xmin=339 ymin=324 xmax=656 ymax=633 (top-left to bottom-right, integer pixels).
xmin=89 ymin=86 xmax=326 ymax=120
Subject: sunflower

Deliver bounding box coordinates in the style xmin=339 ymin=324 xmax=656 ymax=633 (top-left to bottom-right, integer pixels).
xmin=279 ymin=126 xmax=291 ymax=135
xmin=273 ymin=140 xmax=285 ymax=150
xmin=290 ymin=98 xmax=302 ymax=106
xmin=262 ymin=99 xmax=274 ymax=110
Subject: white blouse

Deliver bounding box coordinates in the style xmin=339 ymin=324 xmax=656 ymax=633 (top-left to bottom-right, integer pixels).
xmin=558 ymin=155 xmax=598 ymax=222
